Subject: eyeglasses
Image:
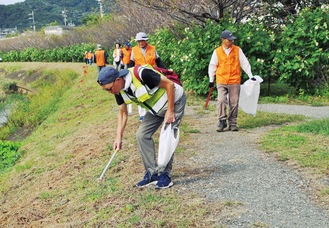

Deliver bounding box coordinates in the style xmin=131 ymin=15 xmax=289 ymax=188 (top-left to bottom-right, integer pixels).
xmin=103 ymin=80 xmax=115 ymax=92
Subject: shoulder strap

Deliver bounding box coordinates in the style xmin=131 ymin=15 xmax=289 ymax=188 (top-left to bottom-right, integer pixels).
xmin=133 ymin=65 xmax=146 ymax=85
xmin=133 ymin=65 xmax=141 ymax=81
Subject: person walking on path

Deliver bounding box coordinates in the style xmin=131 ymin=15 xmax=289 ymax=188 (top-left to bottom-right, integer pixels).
xmin=129 ymin=32 xmax=167 ymax=121
xmin=113 ymin=43 xmax=123 ymax=71
xmin=97 ymin=66 xmax=186 ymax=189
xmin=121 ymin=41 xmax=132 ymax=69
xmin=121 ymin=41 xmax=133 ymax=114
xmin=84 ymin=51 xmax=88 ymax=64
xmin=208 ymin=30 xmax=255 ymax=132
xmin=94 ymin=44 xmax=108 ymax=72
xmin=87 ymin=51 xmax=94 ymax=65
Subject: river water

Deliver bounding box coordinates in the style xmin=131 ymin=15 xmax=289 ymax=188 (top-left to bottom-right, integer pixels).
xmin=0 ymin=107 xmax=10 ymax=127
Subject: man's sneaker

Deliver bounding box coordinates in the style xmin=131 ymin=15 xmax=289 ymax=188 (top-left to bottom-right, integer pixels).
xmin=155 ymin=172 xmax=173 ymax=189
xmin=229 ymin=125 xmax=239 ymax=131
xmin=216 ymin=120 xmax=227 ymax=132
xmin=139 ymin=116 xmax=144 ymax=122
xmin=136 ymin=171 xmax=159 ymax=188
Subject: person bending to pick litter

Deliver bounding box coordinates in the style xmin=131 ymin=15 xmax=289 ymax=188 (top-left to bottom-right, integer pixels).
xmin=208 ymin=30 xmax=255 ymax=132
xmin=97 ymin=65 xmax=186 ymax=189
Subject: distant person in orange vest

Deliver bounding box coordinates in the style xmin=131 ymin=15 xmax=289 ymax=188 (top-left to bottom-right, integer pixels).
xmin=121 ymin=41 xmax=133 ymax=114
xmin=84 ymin=51 xmax=88 ymax=64
xmin=121 ymin=41 xmax=132 ymax=69
xmin=94 ymin=44 xmax=108 ymax=72
xmin=87 ymin=51 xmax=94 ymax=65
xmin=129 ymin=32 xmax=166 ymax=68
xmin=208 ymin=30 xmax=255 ymax=132
xmin=113 ymin=43 xmax=123 ymax=71
xmin=129 ymin=32 xmax=166 ymax=121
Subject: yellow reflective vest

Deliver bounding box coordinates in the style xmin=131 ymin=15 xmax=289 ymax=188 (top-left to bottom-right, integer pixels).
xmin=120 ymin=66 xmax=168 ymax=114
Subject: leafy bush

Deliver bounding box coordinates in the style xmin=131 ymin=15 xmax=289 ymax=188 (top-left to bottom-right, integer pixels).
xmin=273 ymin=7 xmax=329 ymax=94
xmin=2 ymin=43 xmax=96 ymax=62
xmin=0 ymin=140 xmax=21 ymax=171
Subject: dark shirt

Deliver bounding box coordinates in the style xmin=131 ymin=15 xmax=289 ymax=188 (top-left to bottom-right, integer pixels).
xmin=115 ymin=68 xmax=161 ymax=105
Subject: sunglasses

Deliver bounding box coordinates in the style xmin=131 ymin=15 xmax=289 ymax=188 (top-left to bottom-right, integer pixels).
xmin=103 ymin=80 xmax=116 ymax=92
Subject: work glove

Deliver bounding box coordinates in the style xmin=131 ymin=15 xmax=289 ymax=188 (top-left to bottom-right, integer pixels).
xmin=209 ymin=82 xmax=214 ymax=88
xmin=251 ymin=77 xmax=256 ymax=81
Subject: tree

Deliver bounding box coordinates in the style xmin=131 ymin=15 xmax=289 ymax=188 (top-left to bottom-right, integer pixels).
xmin=124 ymin=0 xmax=326 ymax=27
xmin=126 ymin=0 xmax=261 ymax=25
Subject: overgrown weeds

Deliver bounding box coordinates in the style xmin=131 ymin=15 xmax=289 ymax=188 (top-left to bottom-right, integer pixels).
xmin=0 ymin=69 xmax=78 ymax=140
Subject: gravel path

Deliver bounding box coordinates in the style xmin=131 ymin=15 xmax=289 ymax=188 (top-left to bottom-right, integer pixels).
xmin=176 ymin=104 xmax=329 ymax=228
xmin=257 ymin=104 xmax=329 ymax=119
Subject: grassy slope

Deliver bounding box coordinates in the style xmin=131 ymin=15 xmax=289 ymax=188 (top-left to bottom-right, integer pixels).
xmin=0 ymin=63 xmax=223 ymax=227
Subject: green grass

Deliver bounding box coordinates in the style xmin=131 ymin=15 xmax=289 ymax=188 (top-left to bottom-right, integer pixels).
xmin=262 ymin=120 xmax=329 ymax=172
xmin=259 ymin=81 xmax=329 ymax=106
xmin=238 ymin=110 xmax=306 ymax=129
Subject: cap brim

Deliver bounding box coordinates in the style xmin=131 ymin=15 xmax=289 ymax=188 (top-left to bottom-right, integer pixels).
xmin=227 ymin=36 xmax=236 ymax=40
xmin=134 ymin=38 xmax=149 ymax=41
xmin=118 ymin=69 xmax=129 ymax=77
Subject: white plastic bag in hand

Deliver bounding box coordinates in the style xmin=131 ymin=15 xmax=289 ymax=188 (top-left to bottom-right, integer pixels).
xmin=239 ymin=75 xmax=263 ymax=116
xmin=158 ymin=123 xmax=180 ymax=168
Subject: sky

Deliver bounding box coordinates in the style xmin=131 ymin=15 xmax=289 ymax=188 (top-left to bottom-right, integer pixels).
xmin=0 ymin=0 xmax=25 ymax=5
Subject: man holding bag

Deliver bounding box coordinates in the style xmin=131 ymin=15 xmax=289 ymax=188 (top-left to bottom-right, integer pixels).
xmin=208 ymin=30 xmax=255 ymax=132
xmin=97 ymin=65 xmax=186 ymax=189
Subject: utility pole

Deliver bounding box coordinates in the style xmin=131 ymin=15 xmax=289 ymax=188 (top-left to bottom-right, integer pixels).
xmin=28 ymin=11 xmax=36 ymax=32
xmin=98 ymin=0 xmax=104 ymax=18
xmin=62 ymin=9 xmax=68 ymax=26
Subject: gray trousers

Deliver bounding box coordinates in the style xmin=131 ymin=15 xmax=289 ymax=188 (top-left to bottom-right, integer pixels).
xmin=136 ymin=93 xmax=186 ymax=177
xmin=217 ymin=84 xmax=240 ymax=127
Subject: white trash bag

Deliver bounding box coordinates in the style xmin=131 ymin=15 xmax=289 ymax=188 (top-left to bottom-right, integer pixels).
xmin=157 ymin=123 xmax=180 ymax=168
xmin=239 ymin=75 xmax=263 ymax=116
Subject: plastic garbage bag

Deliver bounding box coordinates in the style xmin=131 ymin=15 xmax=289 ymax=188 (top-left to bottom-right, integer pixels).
xmin=239 ymin=75 xmax=263 ymax=116
xmin=158 ymin=123 xmax=180 ymax=168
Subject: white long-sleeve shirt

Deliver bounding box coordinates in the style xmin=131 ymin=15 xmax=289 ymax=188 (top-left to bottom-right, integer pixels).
xmin=208 ymin=46 xmax=253 ymax=83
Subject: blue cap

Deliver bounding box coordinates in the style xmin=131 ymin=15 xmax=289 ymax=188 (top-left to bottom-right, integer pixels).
xmin=125 ymin=42 xmax=131 ymax=47
xmin=221 ymin=30 xmax=236 ymax=40
xmin=97 ymin=67 xmax=129 ymax=85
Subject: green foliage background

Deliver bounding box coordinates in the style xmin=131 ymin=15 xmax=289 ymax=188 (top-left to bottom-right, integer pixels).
xmin=151 ymin=7 xmax=328 ymax=96
xmin=0 ymin=7 xmax=328 ymax=96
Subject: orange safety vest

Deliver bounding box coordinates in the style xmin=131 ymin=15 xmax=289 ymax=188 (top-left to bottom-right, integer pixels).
xmin=215 ymin=45 xmax=241 ymax=84
xmin=94 ymin=50 xmax=106 ymax=66
xmin=132 ymin=44 xmax=156 ymax=66
xmin=87 ymin=52 xmax=93 ymax=59
xmin=121 ymin=47 xmax=132 ymax=65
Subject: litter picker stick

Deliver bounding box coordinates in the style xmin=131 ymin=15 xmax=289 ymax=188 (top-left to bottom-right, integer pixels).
xmin=97 ymin=149 xmax=118 ymax=182
xmin=204 ymin=87 xmax=214 ymax=109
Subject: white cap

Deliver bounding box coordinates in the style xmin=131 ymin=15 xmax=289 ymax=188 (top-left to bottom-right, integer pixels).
xmin=97 ymin=44 xmax=102 ymax=49
xmin=135 ymin=32 xmax=148 ymax=41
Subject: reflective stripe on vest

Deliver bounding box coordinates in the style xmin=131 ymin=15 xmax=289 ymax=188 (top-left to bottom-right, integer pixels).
xmin=120 ymin=67 xmax=167 ymax=114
